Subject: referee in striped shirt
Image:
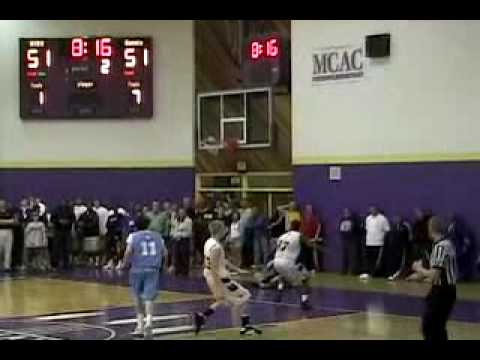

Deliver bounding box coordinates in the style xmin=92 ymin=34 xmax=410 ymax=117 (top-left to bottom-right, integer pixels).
xmin=412 ymin=216 xmax=457 ymax=340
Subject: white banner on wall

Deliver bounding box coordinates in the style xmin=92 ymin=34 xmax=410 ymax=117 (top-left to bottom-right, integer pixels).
xmin=312 ymin=44 xmax=364 ymax=85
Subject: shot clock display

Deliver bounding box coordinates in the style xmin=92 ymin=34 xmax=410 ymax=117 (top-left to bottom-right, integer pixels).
xmin=19 ymin=37 xmax=153 ymax=119
xmin=242 ymin=33 xmax=289 ymax=87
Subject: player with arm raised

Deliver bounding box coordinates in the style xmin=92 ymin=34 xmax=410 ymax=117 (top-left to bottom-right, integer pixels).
xmin=258 ymin=220 xmax=312 ymax=309
xmin=122 ymin=216 xmax=167 ymax=339
xmin=194 ymin=220 xmax=262 ymax=336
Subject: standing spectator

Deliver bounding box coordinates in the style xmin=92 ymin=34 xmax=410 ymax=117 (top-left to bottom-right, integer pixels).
xmin=268 ymin=208 xmax=286 ymax=259
xmin=339 ymin=208 xmax=359 ymax=275
xmin=253 ymin=207 xmax=269 ymax=269
xmin=77 ymin=204 xmax=101 ymax=267
xmin=214 ymin=200 xmax=226 ymax=223
xmin=300 ymin=204 xmax=322 ymax=272
xmin=146 ymin=201 xmax=164 ymax=236
xmin=171 ymin=208 xmax=193 ymax=276
xmin=19 ymin=198 xmax=31 ymax=221
xmin=0 ymin=199 xmax=17 ymax=272
xmin=73 ymin=198 xmax=87 ymax=221
xmin=24 ymin=211 xmax=49 ymax=271
xmin=51 ymin=200 xmax=75 ymax=270
xmin=170 ymin=203 xmax=179 ymax=221
xmin=279 ymin=201 xmax=301 ymax=231
xmin=93 ymin=200 xmax=109 ymax=238
xmin=447 ymin=214 xmax=473 ymax=281
xmin=239 ymin=200 xmax=254 ymax=269
xmin=223 ymin=200 xmax=234 ymax=227
xmin=10 ymin=200 xmax=25 ymax=271
xmin=192 ymin=199 xmax=213 ymax=267
xmin=408 ymin=209 xmax=433 ymax=281
xmin=13 ymin=198 xmax=31 ymax=271
xmin=72 ymin=198 xmax=87 ymax=262
xmin=359 ymin=206 xmax=390 ymax=279
xmin=384 ymin=216 xmax=411 ymax=281
xmin=182 ymin=196 xmax=195 ymax=220
xmin=147 ymin=200 xmax=173 ymax=267
xmin=103 ymin=207 xmax=127 ymax=270
xmin=226 ymin=212 xmax=242 ymax=267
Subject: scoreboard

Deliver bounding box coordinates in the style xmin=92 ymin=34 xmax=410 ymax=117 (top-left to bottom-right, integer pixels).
xmin=241 ymin=33 xmax=290 ymax=87
xmin=19 ymin=37 xmax=153 ymax=119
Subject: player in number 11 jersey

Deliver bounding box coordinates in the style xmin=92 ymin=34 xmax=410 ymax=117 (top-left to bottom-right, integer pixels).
xmin=123 ymin=217 xmax=167 ymax=339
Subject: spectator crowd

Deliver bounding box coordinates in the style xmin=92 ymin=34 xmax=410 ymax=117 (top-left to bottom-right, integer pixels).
xmin=0 ymin=195 xmax=476 ymax=282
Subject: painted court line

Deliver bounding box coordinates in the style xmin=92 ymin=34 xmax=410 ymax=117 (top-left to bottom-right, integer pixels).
xmin=35 ymin=311 xmax=105 ymax=321
xmin=106 ymin=314 xmax=191 ymax=326
xmin=252 ymin=299 xmax=361 ymax=314
xmin=152 ymin=325 xmax=195 ymax=336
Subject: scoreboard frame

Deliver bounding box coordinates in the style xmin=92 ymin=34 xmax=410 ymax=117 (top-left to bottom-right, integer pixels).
xmin=19 ymin=36 xmax=154 ymax=120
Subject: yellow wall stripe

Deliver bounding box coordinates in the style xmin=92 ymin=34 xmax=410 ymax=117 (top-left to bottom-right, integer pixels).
xmin=0 ymin=159 xmax=194 ymax=169
xmin=293 ymin=152 xmax=480 ymax=165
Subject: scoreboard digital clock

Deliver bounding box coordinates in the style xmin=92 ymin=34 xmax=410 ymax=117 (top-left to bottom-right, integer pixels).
xmin=19 ymin=37 xmax=153 ymax=119
xmin=241 ymin=33 xmax=290 ymax=87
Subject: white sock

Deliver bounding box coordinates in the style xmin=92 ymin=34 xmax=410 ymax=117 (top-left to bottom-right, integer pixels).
xmin=301 ymin=294 xmax=309 ymax=302
xmin=145 ymin=315 xmax=153 ymax=327
xmin=137 ymin=314 xmax=144 ymax=330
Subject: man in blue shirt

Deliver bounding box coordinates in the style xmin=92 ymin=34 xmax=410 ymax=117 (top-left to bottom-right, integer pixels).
xmin=122 ymin=216 xmax=166 ymax=339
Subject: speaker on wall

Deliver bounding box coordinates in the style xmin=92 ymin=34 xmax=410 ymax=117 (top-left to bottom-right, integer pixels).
xmin=365 ymin=33 xmax=390 ymax=58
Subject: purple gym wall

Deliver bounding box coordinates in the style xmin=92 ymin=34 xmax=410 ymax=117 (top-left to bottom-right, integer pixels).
xmin=0 ymin=168 xmax=195 ymax=206
xmin=294 ymin=162 xmax=480 ymax=273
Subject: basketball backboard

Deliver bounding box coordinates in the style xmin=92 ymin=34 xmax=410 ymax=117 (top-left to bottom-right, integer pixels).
xmin=197 ymin=87 xmax=272 ymax=150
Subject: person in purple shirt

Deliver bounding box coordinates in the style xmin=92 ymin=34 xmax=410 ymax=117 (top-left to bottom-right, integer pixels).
xmin=122 ymin=216 xmax=167 ymax=339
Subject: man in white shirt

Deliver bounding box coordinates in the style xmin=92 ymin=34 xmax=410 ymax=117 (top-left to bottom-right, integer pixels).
xmin=360 ymin=206 xmax=390 ymax=279
xmin=93 ymin=200 xmax=109 ymax=237
xmin=171 ymin=208 xmax=193 ymax=276
xmin=73 ymin=198 xmax=87 ymax=221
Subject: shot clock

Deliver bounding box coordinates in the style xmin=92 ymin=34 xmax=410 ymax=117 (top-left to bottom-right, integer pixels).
xmin=19 ymin=37 xmax=153 ymax=119
xmin=242 ymin=33 xmax=290 ymax=87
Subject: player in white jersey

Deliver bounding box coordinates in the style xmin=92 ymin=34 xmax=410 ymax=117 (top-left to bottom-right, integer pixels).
xmin=258 ymin=220 xmax=312 ymax=309
xmin=194 ymin=220 xmax=262 ymax=336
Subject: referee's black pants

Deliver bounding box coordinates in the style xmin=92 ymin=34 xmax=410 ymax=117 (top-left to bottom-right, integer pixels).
xmin=422 ymin=285 xmax=456 ymax=341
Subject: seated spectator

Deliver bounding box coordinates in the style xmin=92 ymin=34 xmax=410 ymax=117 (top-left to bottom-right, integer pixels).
xmin=24 ymin=211 xmax=50 ymax=271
